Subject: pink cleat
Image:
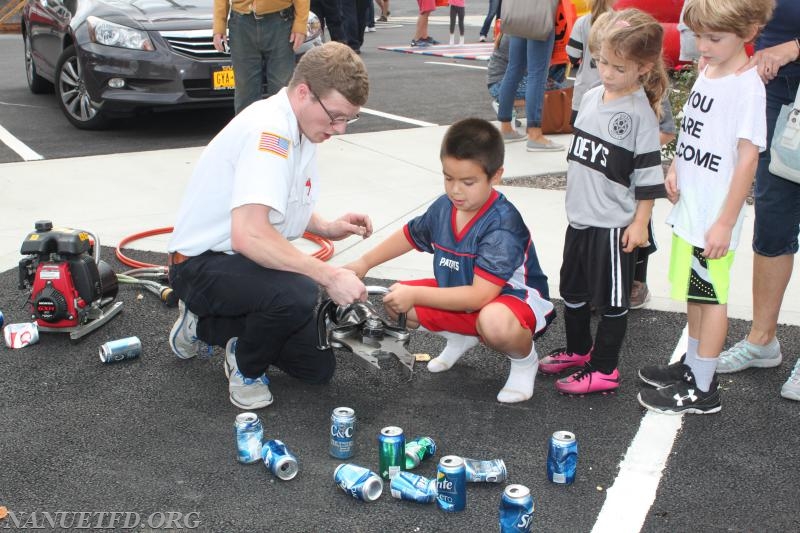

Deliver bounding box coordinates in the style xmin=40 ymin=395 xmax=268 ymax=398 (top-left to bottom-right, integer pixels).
xmin=555 ymin=366 xmax=620 ymax=396
xmin=539 ymin=347 xmax=592 ymax=375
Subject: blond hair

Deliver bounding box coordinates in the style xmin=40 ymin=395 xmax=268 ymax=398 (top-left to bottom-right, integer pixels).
xmin=289 ymin=42 xmax=369 ymax=106
xmin=589 ymin=8 xmax=668 ymax=120
xmin=589 ymin=0 xmax=615 ymax=26
xmin=682 ymin=0 xmax=774 ymax=39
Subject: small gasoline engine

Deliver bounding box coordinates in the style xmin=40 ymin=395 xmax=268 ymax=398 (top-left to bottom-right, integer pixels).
xmin=18 ymin=220 xmax=123 ymax=340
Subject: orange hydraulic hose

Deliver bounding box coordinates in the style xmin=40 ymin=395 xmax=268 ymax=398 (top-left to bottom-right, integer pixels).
xmin=115 ymin=227 xmax=335 ymax=269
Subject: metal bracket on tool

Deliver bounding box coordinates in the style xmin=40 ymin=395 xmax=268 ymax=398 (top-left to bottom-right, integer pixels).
xmin=316 ymin=285 xmax=415 ymax=377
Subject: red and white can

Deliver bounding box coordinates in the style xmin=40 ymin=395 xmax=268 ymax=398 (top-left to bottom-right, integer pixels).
xmin=3 ymin=322 xmax=40 ymax=349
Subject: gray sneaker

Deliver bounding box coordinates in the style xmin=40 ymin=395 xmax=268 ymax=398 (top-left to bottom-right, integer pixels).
xmin=781 ymin=359 xmax=800 ymax=401
xmin=717 ymin=338 xmax=782 ymax=374
xmin=502 ymin=130 xmax=526 ymax=143
xmin=225 ymin=338 xmax=274 ymax=410
xmin=169 ymin=300 xmax=199 ymax=359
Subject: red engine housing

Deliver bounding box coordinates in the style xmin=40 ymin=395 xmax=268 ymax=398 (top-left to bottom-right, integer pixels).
xmin=31 ymin=262 xmax=87 ymax=328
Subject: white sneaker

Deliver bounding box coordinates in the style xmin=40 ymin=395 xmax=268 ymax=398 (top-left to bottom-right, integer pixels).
xmin=365 ymin=26 xmax=376 ymax=32
xmin=717 ymin=338 xmax=782 ymax=373
xmin=780 ymin=359 xmax=800 ymax=401
xmin=169 ymin=300 xmax=199 ymax=359
xmin=225 ymin=338 xmax=274 ymax=409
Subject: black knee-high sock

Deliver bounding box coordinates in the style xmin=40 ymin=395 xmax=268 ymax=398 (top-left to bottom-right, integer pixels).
xmin=592 ymin=308 xmax=627 ymax=373
xmin=564 ymin=303 xmax=592 ymax=355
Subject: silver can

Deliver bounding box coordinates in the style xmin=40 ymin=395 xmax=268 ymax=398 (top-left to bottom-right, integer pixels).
xmin=99 ymin=336 xmax=142 ymax=363
xmin=234 ymin=412 xmax=263 ymax=464
xmin=463 ymin=458 xmax=508 ymax=483
xmin=3 ymin=322 xmax=40 ymax=349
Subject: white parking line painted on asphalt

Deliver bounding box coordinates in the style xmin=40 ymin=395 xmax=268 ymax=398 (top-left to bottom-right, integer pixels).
xmin=591 ymin=325 xmax=688 ymax=533
xmin=359 ymin=107 xmax=438 ymax=127
xmin=0 ymin=124 xmax=43 ymax=161
xmin=425 ymin=61 xmax=488 ymax=70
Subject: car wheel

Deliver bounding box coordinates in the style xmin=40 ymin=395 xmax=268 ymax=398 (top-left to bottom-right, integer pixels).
xmin=55 ymin=45 xmax=109 ymax=130
xmin=24 ymin=31 xmax=53 ymax=94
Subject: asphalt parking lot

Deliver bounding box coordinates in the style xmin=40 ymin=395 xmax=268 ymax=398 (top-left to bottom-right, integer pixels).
xmin=1 ymin=2 xmax=800 ymax=531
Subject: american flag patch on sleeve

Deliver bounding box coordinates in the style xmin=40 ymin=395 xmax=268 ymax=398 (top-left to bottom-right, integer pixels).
xmin=258 ymin=132 xmax=290 ymax=158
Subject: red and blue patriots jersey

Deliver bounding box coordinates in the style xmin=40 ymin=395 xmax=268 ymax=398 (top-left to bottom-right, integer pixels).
xmin=404 ymin=190 xmax=554 ymax=334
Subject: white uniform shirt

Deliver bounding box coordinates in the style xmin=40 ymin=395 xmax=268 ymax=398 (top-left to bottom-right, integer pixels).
xmin=169 ymin=88 xmax=319 ymax=256
xmin=666 ymin=67 xmax=766 ymax=250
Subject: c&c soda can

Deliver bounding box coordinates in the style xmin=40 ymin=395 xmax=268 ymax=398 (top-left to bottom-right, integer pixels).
xmin=333 ymin=463 xmax=383 ymax=502
xmin=499 ymin=484 xmax=534 ymax=533
xmin=547 ymin=430 xmax=578 ymax=484
xmin=463 ymin=457 xmax=508 ymax=483
xmin=329 ymin=407 xmax=356 ymax=459
xmin=234 ymin=412 xmax=263 ymax=464
xmin=390 ymin=471 xmax=437 ymax=503
xmin=99 ymin=336 xmax=142 ymax=363
xmin=378 ymin=426 xmax=405 ymax=480
xmin=436 ymin=455 xmax=466 ymax=512
xmin=262 ymin=439 xmax=299 ymax=480
xmin=3 ymin=322 xmax=39 ymax=349
xmin=404 ymin=436 xmax=437 ymax=469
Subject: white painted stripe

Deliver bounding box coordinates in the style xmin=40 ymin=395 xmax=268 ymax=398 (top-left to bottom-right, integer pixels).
xmin=591 ymin=326 xmax=688 ymax=533
xmin=424 ymin=61 xmax=488 ymax=70
xmin=0 ymin=124 xmax=44 ymax=161
xmin=359 ymin=107 xmax=438 ymax=127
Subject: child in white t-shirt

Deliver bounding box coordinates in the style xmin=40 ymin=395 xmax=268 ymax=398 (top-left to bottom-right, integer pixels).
xmin=637 ymin=0 xmax=775 ymax=415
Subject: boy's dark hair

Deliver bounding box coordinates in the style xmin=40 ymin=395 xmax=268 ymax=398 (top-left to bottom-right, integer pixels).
xmin=440 ymin=118 xmax=504 ymax=178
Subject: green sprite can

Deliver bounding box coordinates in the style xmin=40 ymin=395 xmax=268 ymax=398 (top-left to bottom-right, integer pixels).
xmin=378 ymin=426 xmax=405 ymax=480
xmin=404 ymin=436 xmax=437 ymax=469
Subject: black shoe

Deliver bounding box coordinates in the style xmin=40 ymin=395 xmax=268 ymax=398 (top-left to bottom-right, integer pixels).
xmin=637 ymin=379 xmax=721 ymax=415
xmin=638 ymin=354 xmax=693 ymax=388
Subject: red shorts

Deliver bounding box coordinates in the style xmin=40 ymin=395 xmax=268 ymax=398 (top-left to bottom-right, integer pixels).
xmin=417 ymin=0 xmax=436 ymax=14
xmin=400 ymin=279 xmax=537 ymax=336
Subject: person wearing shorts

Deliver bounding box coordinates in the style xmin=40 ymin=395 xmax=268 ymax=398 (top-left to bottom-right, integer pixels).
xmin=411 ymin=0 xmax=439 ymax=47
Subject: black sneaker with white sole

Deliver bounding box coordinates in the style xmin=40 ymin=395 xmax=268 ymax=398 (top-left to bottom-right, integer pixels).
xmin=637 ymin=379 xmax=721 ymax=415
xmin=638 ymin=354 xmax=694 ymax=388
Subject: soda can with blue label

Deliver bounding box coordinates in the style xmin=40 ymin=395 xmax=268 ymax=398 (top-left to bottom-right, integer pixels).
xmin=390 ymin=471 xmax=437 ymax=503
xmin=378 ymin=426 xmax=405 ymax=480
xmin=333 ymin=463 xmax=383 ymax=502
xmin=547 ymin=430 xmax=578 ymax=484
xmin=234 ymin=412 xmax=263 ymax=464
xmin=262 ymin=439 xmax=299 ymax=480
xmin=404 ymin=436 xmax=437 ymax=469
xmin=463 ymin=457 xmax=507 ymax=483
xmin=499 ymin=484 xmax=534 ymax=533
xmin=436 ymin=455 xmax=466 ymax=512
xmin=329 ymin=407 xmax=356 ymax=459
xmin=99 ymin=336 xmax=142 ymax=364
xmin=0 ymin=310 xmax=4 ymax=330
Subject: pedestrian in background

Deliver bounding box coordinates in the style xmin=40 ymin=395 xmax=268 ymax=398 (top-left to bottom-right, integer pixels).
xmin=449 ymin=0 xmax=466 ymax=46
xmin=213 ymin=0 xmax=308 ymax=114
xmin=411 ymin=0 xmax=439 ymax=47
xmin=714 ymin=0 xmax=800 ymax=401
xmin=478 ymin=0 xmax=501 ymax=42
xmin=311 ymin=0 xmax=346 ymax=43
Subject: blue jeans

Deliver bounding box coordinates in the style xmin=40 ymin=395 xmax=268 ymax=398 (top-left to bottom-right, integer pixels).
xmin=497 ymin=32 xmax=555 ymax=127
xmin=228 ymin=11 xmax=295 ymax=114
xmin=753 ymin=75 xmax=800 ymax=256
xmin=479 ymin=0 xmax=500 ymax=38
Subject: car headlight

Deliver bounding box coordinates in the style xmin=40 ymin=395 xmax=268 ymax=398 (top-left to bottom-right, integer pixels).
xmin=87 ymin=16 xmax=154 ymax=51
xmin=306 ymin=12 xmax=322 ymax=41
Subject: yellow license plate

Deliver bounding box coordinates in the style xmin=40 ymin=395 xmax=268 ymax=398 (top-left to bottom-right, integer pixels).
xmin=212 ymin=66 xmax=235 ymax=90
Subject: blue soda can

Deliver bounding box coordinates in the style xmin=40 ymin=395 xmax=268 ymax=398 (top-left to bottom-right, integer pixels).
xmin=234 ymin=412 xmax=263 ymax=464
xmin=436 ymin=455 xmax=466 ymax=512
xmin=0 ymin=310 xmax=4 ymax=329
xmin=99 ymin=336 xmax=142 ymax=363
xmin=547 ymin=430 xmax=578 ymax=484
xmin=463 ymin=457 xmax=507 ymax=483
xmin=390 ymin=471 xmax=437 ymax=503
xmin=333 ymin=463 xmax=384 ymax=502
xmin=404 ymin=436 xmax=437 ymax=469
xmin=378 ymin=426 xmax=405 ymax=480
xmin=262 ymin=439 xmax=299 ymax=480
xmin=329 ymin=407 xmax=356 ymax=459
xmin=499 ymin=484 xmax=534 ymax=533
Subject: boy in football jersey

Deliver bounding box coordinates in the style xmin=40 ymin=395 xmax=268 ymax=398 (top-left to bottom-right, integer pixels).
xmin=345 ymin=118 xmax=555 ymax=403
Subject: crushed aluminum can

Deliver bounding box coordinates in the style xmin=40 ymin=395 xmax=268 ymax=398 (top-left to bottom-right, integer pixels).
xmin=334 ymin=464 xmax=383 ymax=502
xmin=390 ymin=471 xmax=437 ymax=503
xmin=463 ymin=458 xmax=508 ymax=483
xmin=99 ymin=336 xmax=142 ymax=363
xmin=3 ymin=322 xmax=40 ymax=349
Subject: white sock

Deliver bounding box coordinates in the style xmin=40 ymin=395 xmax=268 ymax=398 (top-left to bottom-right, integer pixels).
xmin=688 ymin=355 xmax=718 ymax=392
xmin=459 ymin=35 xmax=465 ymax=45
xmin=427 ymin=331 xmax=479 ymax=373
xmin=497 ymin=345 xmax=539 ymax=403
xmin=449 ymin=34 xmax=455 ymax=45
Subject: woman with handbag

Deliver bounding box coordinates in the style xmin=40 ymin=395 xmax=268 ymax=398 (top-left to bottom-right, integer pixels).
xmin=716 ymin=0 xmax=800 ymax=402
xmin=496 ymin=0 xmax=564 ymax=151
